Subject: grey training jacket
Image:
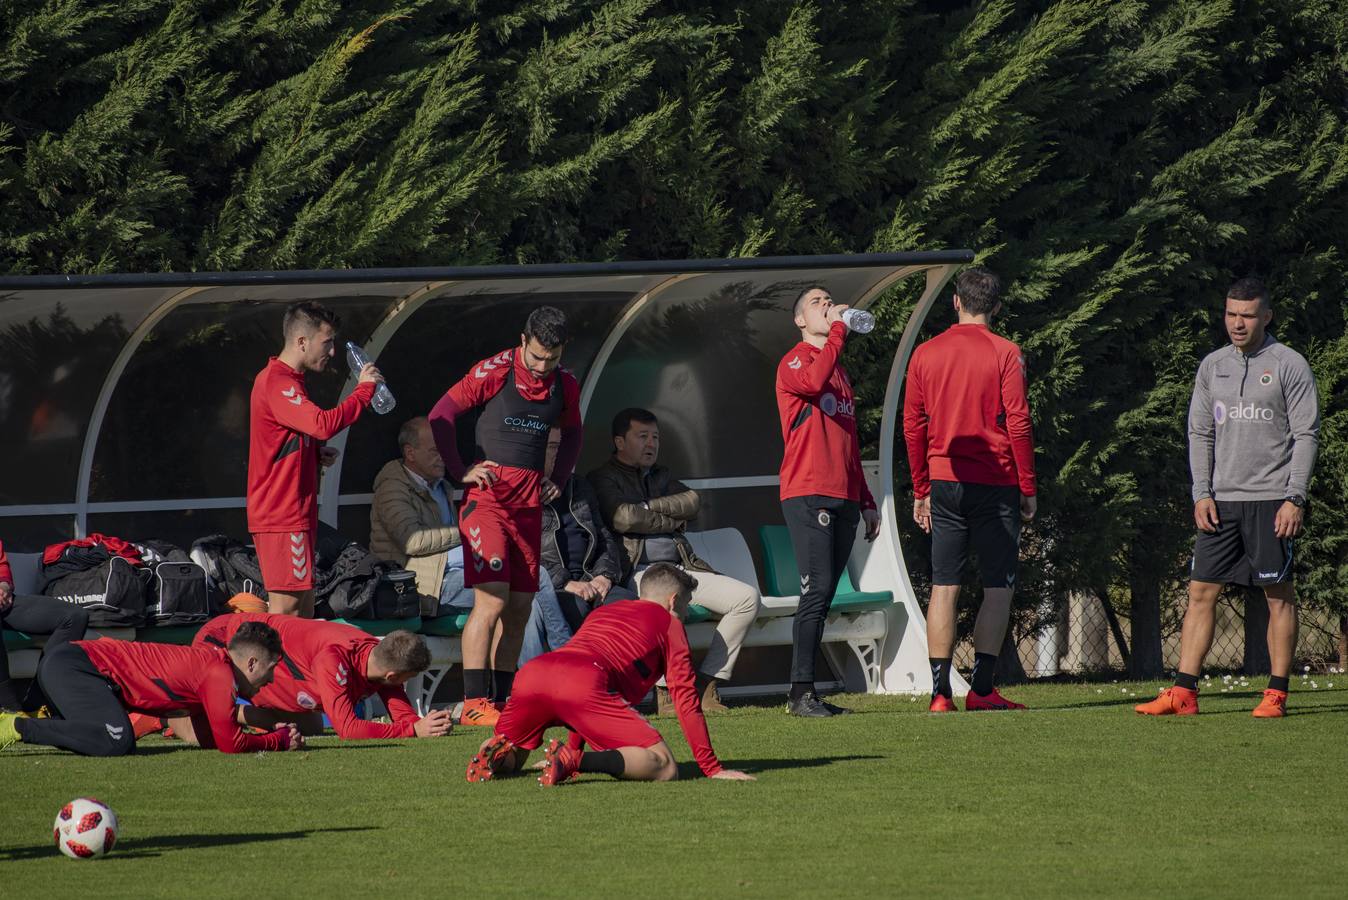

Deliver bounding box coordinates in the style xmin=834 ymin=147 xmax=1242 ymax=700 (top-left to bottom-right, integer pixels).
xmin=1188 ymin=335 xmax=1319 ymax=503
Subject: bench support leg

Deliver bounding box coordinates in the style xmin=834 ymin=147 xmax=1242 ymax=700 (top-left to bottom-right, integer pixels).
xmin=408 ymin=666 xmax=451 ymax=716
xmin=820 ymin=638 xmax=883 ymax=694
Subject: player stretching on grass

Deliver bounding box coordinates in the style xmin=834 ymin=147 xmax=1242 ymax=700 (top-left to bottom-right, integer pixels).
xmin=161 ymin=613 xmax=452 ymax=741
xmin=903 ymin=266 xmax=1036 ymax=712
xmin=0 ymin=623 xmax=301 ymax=756
xmin=249 ymin=301 xmax=383 ymax=617
xmin=429 ymin=307 xmax=583 ymax=727
xmin=464 ymin=563 xmax=755 ymax=785
xmin=1136 ymin=278 xmax=1319 ymax=718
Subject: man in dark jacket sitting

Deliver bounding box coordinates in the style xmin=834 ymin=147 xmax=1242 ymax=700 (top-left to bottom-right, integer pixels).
xmin=587 ymin=408 xmax=761 ymax=712
xmin=519 ymin=432 xmax=636 ymax=665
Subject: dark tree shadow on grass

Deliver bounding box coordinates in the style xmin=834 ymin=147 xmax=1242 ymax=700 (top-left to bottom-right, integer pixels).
xmin=1197 ymin=702 xmax=1348 ymax=717
xmin=675 ymin=754 xmax=883 ymax=779
xmin=1 ymin=826 xmax=379 ymax=861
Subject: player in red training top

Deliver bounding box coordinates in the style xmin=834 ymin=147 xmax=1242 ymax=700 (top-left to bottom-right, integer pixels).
xmin=903 ymin=266 xmax=1036 ymax=713
xmin=248 ymin=301 xmax=383 ymax=617
xmin=429 ymin=307 xmax=583 ymax=728
xmin=162 ymin=614 xmax=451 ymax=742
xmin=0 ymin=622 xmax=302 ymax=756
xmin=776 ymin=286 xmax=882 ymax=719
xmin=464 ymin=563 xmax=755 ymax=785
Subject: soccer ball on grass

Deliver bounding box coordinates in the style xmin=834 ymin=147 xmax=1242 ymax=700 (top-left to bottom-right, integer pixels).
xmin=53 ymin=797 xmax=118 ymax=859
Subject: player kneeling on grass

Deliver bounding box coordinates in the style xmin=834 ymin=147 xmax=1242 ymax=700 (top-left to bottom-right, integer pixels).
xmin=163 ymin=614 xmax=452 ymax=742
xmin=466 ymin=563 xmax=755 ymax=785
xmin=0 ymin=623 xmax=301 ymax=756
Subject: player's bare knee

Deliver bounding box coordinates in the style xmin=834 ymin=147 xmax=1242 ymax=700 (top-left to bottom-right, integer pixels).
xmin=649 ymin=747 xmax=677 ymax=782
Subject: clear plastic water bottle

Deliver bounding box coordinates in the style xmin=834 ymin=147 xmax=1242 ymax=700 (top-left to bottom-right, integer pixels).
xmin=345 ymin=341 xmax=396 ymax=415
xmin=840 ymin=308 xmax=875 ymax=334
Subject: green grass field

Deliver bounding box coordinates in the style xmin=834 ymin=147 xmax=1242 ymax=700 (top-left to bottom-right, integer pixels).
xmin=4 ymin=681 xmax=1347 ymax=898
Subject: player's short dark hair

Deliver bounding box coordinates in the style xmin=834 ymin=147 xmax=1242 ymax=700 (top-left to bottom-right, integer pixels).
xmin=398 ymin=416 xmax=428 ymax=453
xmin=370 ymin=630 xmax=431 ymax=674
xmin=229 ymin=622 xmax=283 ymax=660
xmin=954 ymin=266 xmax=1001 ymax=316
xmin=1227 ymin=277 xmax=1270 ymax=309
xmin=523 ymin=306 xmax=569 ymax=349
xmin=793 ymin=285 xmax=828 ymax=319
xmin=612 ymin=407 xmax=658 ymax=439
xmin=283 ymin=301 xmax=339 ymax=341
xmin=639 ymin=562 xmax=697 ymax=603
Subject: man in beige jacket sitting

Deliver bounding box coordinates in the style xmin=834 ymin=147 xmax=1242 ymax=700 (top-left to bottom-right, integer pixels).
xmin=371 ymin=416 xmax=471 ymax=614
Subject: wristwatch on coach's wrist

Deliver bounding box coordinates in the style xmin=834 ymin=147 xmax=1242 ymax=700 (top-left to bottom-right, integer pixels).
xmin=1285 ymin=494 xmax=1306 ymax=508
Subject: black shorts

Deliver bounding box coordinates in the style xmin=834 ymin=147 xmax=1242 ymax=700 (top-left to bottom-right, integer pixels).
xmin=1191 ymin=500 xmax=1293 ymax=587
xmin=929 ymin=481 xmax=1021 ymax=589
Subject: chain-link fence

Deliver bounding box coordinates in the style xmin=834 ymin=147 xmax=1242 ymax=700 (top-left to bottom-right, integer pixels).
xmin=952 ymin=593 xmax=1347 ymax=679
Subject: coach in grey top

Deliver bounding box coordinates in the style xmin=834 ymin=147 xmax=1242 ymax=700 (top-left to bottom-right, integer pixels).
xmin=1188 ymin=333 xmax=1319 ymax=503
xmin=1137 ymin=277 xmax=1319 ymax=720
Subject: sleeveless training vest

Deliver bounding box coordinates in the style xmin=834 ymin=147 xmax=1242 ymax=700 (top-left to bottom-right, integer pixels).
xmin=474 ymin=367 xmax=564 ymax=471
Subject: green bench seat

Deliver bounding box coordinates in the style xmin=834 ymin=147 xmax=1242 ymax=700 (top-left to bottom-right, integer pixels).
xmin=2 ymin=629 xmax=37 ymax=651
xmin=758 ymin=525 xmax=893 ymax=610
xmin=135 ymin=624 xmax=204 ymax=645
xmin=331 ymin=616 xmax=422 ymax=636
xmin=685 ymin=604 xmax=713 ymax=624
xmin=417 ymin=614 xmax=470 ymax=637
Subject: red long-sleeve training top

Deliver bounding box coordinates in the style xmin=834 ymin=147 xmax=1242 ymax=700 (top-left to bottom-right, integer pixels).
xmin=775 ymin=322 xmax=876 ymax=509
xmin=247 ymin=357 xmax=374 ymax=533
xmin=556 ymin=600 xmax=722 ymax=777
xmin=902 ymin=323 xmax=1036 ymax=499
xmin=76 ymin=638 xmax=290 ymax=753
xmin=195 ymin=614 xmax=419 ymax=740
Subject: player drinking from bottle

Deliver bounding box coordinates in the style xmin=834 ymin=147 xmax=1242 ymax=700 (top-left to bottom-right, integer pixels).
xmin=775 ymin=286 xmax=881 ymax=718
xmin=248 ymin=301 xmax=384 ymax=617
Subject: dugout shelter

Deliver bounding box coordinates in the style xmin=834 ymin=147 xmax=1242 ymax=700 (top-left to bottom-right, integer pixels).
xmin=0 ymin=251 xmax=973 ymax=695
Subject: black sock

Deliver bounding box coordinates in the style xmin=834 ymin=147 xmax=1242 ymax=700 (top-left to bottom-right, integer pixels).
xmin=579 ymin=749 xmax=626 ymax=777
xmin=929 ymin=658 xmax=952 ymax=699
xmin=492 ymin=669 xmax=515 ymax=703
xmin=1268 ymin=675 xmax=1289 ymax=692
xmin=464 ymin=669 xmax=490 ymax=700
xmin=971 ymin=653 xmax=997 ymax=696
xmin=789 ymin=681 xmax=813 ymax=701
xmin=1174 ymin=671 xmax=1199 ymax=691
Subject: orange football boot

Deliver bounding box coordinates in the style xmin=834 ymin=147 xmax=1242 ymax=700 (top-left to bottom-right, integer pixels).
xmin=459 ymin=697 xmax=501 ymax=728
xmin=929 ymin=694 xmax=958 ymax=713
xmin=1134 ymin=686 xmax=1198 ymax=716
xmin=538 ymin=738 xmax=582 ymax=787
xmin=1251 ymin=689 xmax=1287 ymax=718
xmin=965 ymin=688 xmax=1026 ymax=711
xmin=466 ymin=734 xmax=518 ymax=782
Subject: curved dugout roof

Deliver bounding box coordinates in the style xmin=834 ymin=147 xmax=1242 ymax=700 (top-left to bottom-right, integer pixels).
xmin=0 ymin=252 xmax=972 ymax=552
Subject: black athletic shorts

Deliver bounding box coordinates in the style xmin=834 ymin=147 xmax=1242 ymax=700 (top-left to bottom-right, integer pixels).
xmin=929 ymin=481 xmax=1021 ymax=588
xmin=1191 ymin=500 xmax=1293 ymax=587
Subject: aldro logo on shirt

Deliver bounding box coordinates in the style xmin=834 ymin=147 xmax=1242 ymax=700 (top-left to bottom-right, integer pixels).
xmin=820 ymin=393 xmax=855 ymax=418
xmin=1213 ymin=401 xmax=1275 ymax=425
